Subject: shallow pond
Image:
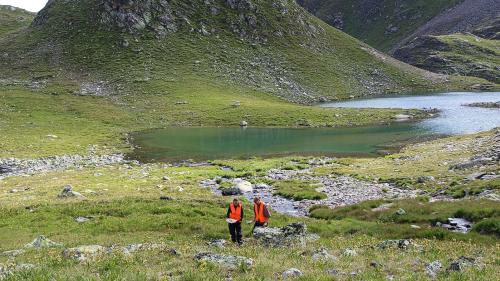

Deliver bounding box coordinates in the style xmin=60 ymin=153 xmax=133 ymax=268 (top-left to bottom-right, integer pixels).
xmin=130 ymin=92 xmax=499 ymax=162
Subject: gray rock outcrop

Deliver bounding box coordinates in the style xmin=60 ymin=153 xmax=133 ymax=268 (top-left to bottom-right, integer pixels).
xmin=253 ymin=223 xmax=309 ymax=247
xmin=194 ymin=252 xmax=253 ymax=270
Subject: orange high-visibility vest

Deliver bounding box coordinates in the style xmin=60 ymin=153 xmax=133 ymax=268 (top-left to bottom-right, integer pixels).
xmin=229 ymin=203 xmax=242 ymax=221
xmin=254 ymin=202 xmax=268 ymax=223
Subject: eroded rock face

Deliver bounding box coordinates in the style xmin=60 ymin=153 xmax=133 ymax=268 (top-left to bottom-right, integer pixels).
xmin=194 ymin=252 xmax=253 ymax=270
xmin=253 ymin=223 xmax=309 ymax=247
xmin=100 ymin=0 xmax=177 ymax=33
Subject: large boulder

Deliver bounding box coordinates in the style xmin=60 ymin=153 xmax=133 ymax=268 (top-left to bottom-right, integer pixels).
xmin=194 ymin=252 xmax=253 ymax=270
xmin=253 ymin=223 xmax=308 ymax=247
xmin=234 ymin=178 xmax=253 ymax=193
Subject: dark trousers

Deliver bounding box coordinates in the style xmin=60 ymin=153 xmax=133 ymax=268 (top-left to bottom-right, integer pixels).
xmin=228 ymin=222 xmax=242 ymax=244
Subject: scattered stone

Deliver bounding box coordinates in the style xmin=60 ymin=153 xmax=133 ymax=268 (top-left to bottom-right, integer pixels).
xmin=370 ymin=261 xmax=381 ymax=268
xmin=194 ymin=252 xmax=253 ymax=270
xmin=426 ymin=260 xmax=443 ymax=278
xmin=62 ymin=245 xmax=108 ymax=262
xmin=417 ymin=176 xmax=435 ymax=183
xmin=0 ymin=165 xmax=13 ymax=174
xmin=208 ymin=239 xmax=227 ymax=248
xmin=239 ymin=121 xmax=248 ymax=127
xmin=46 ymin=134 xmax=58 ymax=139
xmin=0 ymin=263 xmax=36 ymax=279
xmin=377 ymin=239 xmax=411 ymax=250
xmin=0 ymin=249 xmax=25 ymax=257
xmin=282 ymin=268 xmax=302 ymax=279
xmin=162 ymin=176 xmax=171 ymax=181
xmin=58 ymin=185 xmax=84 ymax=198
xmin=160 ymin=196 xmax=174 ymax=201
xmin=75 ymin=216 xmax=91 ymax=223
xmin=253 ymin=223 xmax=308 ymax=247
xmin=24 ymin=235 xmax=63 ymax=249
xmin=326 ymin=269 xmax=342 ymax=276
xmin=395 ymin=208 xmax=406 ymax=216
xmin=167 ymin=248 xmax=180 ymax=256
xmin=372 ymin=203 xmax=394 ymax=212
xmin=342 ymin=248 xmax=357 ymax=257
xmin=254 ymin=183 xmax=270 ymax=189
xmin=411 ymin=225 xmax=421 ymax=229
xmin=447 ymin=256 xmax=477 ymax=272
xmin=311 ymin=248 xmax=336 ymax=262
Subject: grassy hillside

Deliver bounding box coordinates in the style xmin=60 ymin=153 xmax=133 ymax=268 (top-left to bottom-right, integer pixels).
xmin=0 ymin=0 xmax=483 ymax=104
xmin=297 ymin=0 xmax=462 ymax=52
xmin=394 ymin=32 xmax=500 ymax=83
xmin=0 ymin=0 xmax=488 ymax=159
xmin=0 ymin=131 xmax=498 ymax=280
xmin=0 ymin=5 xmax=34 ymax=38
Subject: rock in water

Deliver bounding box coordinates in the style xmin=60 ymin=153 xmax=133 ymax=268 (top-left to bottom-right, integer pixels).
xmin=234 ymin=178 xmax=253 ymax=193
xmin=24 ymin=235 xmax=63 ymax=249
xmin=221 ymin=187 xmax=242 ymax=196
xmin=62 ymin=245 xmax=108 ymax=262
xmin=239 ymin=120 xmax=248 ymax=127
xmin=194 ymin=252 xmax=253 ymax=270
xmin=58 ymin=185 xmax=84 ymax=198
xmin=282 ymin=268 xmax=302 ymax=279
xmin=253 ymin=223 xmax=308 ymax=247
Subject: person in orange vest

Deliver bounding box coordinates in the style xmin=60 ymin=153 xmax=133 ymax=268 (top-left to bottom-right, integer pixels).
xmin=252 ymin=196 xmax=270 ymax=231
xmin=226 ymin=198 xmax=243 ymax=245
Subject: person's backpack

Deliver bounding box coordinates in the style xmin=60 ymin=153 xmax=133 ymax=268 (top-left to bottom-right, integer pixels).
xmin=263 ymin=204 xmax=271 ymax=218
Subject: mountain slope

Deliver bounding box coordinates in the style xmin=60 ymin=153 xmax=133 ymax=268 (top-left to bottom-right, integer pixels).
xmin=393 ymin=0 xmax=500 ymax=52
xmin=296 ymin=0 xmax=464 ymax=52
xmin=0 ymin=0 xmax=480 ymax=106
xmin=0 ymin=5 xmax=34 ymax=38
xmin=394 ymin=24 xmax=500 ymax=83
